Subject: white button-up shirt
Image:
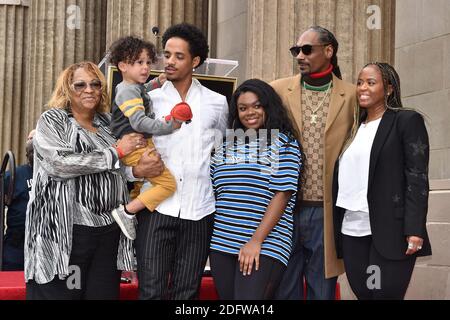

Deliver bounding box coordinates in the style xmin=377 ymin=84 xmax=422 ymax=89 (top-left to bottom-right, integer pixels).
xmin=337 ymin=118 xmax=382 ymax=236
xmin=149 ymin=79 xmax=229 ymax=220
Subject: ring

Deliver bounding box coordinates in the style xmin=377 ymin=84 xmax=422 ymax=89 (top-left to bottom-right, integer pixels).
xmin=417 ymin=246 xmax=422 ymax=250
xmin=408 ymin=242 xmax=414 ymax=249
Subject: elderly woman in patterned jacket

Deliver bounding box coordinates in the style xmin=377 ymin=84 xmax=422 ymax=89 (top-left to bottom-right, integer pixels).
xmin=25 ymin=61 xmax=162 ymax=300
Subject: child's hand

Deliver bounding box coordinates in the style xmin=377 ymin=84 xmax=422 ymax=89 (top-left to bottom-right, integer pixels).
xmin=164 ymin=102 xmax=193 ymax=130
xmin=171 ymin=119 xmax=182 ymax=130
xmin=157 ymin=73 xmax=167 ymax=87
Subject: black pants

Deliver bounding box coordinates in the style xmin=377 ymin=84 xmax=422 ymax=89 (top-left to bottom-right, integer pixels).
xmin=135 ymin=211 xmax=214 ymax=300
xmin=26 ymin=224 xmax=121 ymax=300
xmin=2 ymin=230 xmax=25 ymax=271
xmin=342 ymin=234 xmax=416 ymax=300
xmin=210 ymin=251 xmax=286 ymax=300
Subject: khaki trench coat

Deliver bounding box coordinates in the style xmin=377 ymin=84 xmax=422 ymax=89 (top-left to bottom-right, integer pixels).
xmin=271 ymin=73 xmax=357 ymax=278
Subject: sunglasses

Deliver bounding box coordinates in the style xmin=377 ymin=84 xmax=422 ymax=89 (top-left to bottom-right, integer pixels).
xmin=289 ymin=43 xmax=330 ymax=57
xmin=71 ymin=80 xmax=102 ymax=92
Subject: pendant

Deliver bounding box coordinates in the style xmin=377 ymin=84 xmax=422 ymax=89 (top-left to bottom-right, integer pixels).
xmin=311 ymin=114 xmax=317 ymax=124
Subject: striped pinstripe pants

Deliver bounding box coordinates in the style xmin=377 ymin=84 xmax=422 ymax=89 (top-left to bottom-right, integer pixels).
xmin=135 ymin=211 xmax=214 ymax=300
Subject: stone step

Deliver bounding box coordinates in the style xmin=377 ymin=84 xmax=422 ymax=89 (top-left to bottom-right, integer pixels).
xmin=420 ymin=222 xmax=450 ymax=267
xmin=405 ymin=265 xmax=450 ymax=300
xmin=428 ymin=190 xmax=450 ymax=222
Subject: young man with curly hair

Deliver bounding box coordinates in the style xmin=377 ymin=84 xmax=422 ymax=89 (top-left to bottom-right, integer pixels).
xmin=134 ymin=23 xmax=229 ymax=300
xmin=108 ymin=36 xmax=193 ymax=241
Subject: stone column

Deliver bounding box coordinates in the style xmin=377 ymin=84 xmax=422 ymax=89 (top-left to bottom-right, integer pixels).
xmin=106 ymin=0 xmax=209 ymax=50
xmin=0 ymin=1 xmax=29 ymax=161
xmin=395 ymin=0 xmax=450 ymax=300
xmin=25 ymin=0 xmax=107 ymax=145
xmin=246 ymin=0 xmax=395 ymax=83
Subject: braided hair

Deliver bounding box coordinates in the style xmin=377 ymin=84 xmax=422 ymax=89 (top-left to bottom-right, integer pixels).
xmin=309 ymin=26 xmax=342 ymax=79
xmin=363 ymin=62 xmax=403 ymax=110
xmin=357 ymin=62 xmax=405 ymax=125
xmin=342 ymin=62 xmax=409 ymax=155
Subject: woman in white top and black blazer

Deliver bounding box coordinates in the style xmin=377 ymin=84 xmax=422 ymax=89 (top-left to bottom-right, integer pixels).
xmin=332 ymin=62 xmax=431 ymax=300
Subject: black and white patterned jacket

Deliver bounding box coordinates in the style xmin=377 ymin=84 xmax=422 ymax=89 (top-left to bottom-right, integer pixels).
xmin=25 ymin=108 xmax=134 ymax=284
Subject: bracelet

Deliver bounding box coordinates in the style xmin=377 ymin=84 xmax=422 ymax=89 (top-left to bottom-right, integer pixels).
xmin=114 ymin=144 xmax=125 ymax=159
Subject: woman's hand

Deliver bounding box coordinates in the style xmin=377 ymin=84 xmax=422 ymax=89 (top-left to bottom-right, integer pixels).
xmin=238 ymin=238 xmax=262 ymax=276
xmin=116 ymin=133 xmax=146 ymax=157
xmin=406 ymin=235 xmax=424 ymax=255
xmin=132 ymin=148 xmax=164 ymax=178
xmin=236 ymin=191 xmax=292 ymax=277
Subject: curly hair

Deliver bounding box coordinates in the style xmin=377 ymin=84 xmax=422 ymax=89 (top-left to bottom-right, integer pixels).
xmin=162 ymin=23 xmax=209 ymax=68
xmin=47 ymin=61 xmax=110 ymax=113
xmin=108 ymin=36 xmax=157 ymax=68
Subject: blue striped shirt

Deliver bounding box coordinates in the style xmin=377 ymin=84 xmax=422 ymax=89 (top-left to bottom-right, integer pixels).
xmin=210 ymin=132 xmax=302 ymax=266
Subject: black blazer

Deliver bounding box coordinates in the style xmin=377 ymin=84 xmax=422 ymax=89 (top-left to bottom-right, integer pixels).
xmin=333 ymin=109 xmax=432 ymax=260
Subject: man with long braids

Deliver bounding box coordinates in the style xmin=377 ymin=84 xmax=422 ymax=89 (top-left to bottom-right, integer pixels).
xmin=272 ymin=26 xmax=357 ymax=300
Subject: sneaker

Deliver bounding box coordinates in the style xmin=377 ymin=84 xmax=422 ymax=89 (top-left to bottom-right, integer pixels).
xmin=112 ymin=205 xmax=136 ymax=240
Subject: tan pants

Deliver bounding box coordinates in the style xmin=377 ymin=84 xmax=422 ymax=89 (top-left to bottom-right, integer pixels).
xmin=122 ymin=138 xmax=176 ymax=212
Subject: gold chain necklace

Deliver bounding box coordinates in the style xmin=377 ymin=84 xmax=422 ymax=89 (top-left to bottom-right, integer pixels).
xmin=303 ymin=81 xmax=332 ymax=124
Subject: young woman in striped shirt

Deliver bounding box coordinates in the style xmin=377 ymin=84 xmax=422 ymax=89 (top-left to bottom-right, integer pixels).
xmin=210 ymin=79 xmax=303 ymax=300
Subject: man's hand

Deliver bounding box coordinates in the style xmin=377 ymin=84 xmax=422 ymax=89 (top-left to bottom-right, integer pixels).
xmin=132 ymin=148 xmax=164 ymax=178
